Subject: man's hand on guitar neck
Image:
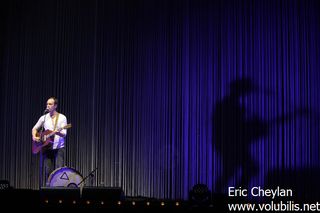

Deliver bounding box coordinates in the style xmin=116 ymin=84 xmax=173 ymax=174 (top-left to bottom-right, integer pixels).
xmin=54 ymin=130 xmax=66 ymax=138
xmin=56 ymin=133 xmax=66 ymax=137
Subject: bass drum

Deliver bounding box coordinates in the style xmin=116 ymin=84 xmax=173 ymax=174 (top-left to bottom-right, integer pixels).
xmin=47 ymin=166 xmax=84 ymax=187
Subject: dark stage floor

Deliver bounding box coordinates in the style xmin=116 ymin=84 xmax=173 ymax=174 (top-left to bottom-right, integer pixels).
xmin=2 ymin=187 xmax=319 ymax=212
xmin=0 ymin=188 xmax=215 ymax=212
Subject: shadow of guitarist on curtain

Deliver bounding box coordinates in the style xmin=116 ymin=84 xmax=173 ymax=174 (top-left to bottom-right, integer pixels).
xmin=212 ymin=77 xmax=307 ymax=195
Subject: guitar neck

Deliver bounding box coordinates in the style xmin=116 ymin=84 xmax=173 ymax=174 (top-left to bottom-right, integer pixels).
xmin=44 ymin=124 xmax=71 ymax=138
xmin=46 ymin=127 xmax=63 ymax=138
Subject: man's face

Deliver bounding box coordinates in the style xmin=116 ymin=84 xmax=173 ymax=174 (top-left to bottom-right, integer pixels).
xmin=46 ymin=98 xmax=57 ymax=112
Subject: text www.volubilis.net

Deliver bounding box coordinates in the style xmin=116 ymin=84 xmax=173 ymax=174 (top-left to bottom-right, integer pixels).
xmin=228 ymin=201 xmax=320 ymax=212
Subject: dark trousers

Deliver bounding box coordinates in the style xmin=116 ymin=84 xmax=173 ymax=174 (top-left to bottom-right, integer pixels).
xmin=40 ymin=147 xmax=65 ymax=187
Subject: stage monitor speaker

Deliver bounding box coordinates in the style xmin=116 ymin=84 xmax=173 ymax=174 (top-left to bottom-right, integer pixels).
xmin=0 ymin=180 xmax=11 ymax=190
xmin=40 ymin=186 xmax=81 ymax=203
xmin=0 ymin=188 xmax=38 ymax=209
xmin=81 ymin=186 xmax=125 ymax=201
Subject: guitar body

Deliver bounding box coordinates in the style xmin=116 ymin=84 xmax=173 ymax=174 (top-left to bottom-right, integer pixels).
xmin=32 ymin=130 xmax=54 ymax=154
xmin=32 ymin=123 xmax=72 ymax=154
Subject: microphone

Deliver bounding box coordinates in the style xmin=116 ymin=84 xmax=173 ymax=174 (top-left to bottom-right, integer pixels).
xmin=43 ymin=109 xmax=49 ymax=114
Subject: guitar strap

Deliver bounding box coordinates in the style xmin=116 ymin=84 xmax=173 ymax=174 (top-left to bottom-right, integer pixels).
xmin=54 ymin=113 xmax=59 ymax=131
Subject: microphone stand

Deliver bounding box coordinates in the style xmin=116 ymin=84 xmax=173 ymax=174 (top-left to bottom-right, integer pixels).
xmin=78 ymin=167 xmax=98 ymax=187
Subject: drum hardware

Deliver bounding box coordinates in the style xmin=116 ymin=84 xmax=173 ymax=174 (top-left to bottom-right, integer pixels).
xmin=78 ymin=167 xmax=98 ymax=187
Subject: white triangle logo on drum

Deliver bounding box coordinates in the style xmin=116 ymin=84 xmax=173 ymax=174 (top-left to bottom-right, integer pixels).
xmin=60 ymin=172 xmax=69 ymax=180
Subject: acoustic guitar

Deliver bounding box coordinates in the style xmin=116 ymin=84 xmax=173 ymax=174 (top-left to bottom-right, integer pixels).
xmin=32 ymin=124 xmax=72 ymax=154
